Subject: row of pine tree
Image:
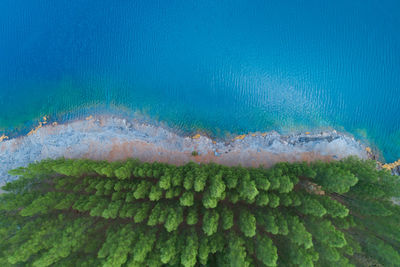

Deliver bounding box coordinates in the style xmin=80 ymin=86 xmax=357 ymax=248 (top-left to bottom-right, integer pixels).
xmin=0 ymin=157 xmax=399 ymax=266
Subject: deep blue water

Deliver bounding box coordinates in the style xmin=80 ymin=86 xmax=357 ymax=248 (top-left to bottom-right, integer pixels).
xmin=0 ymin=0 xmax=399 ymax=162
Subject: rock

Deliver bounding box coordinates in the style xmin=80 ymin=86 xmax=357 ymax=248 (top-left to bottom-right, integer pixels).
xmin=392 ymin=166 xmax=400 ymax=176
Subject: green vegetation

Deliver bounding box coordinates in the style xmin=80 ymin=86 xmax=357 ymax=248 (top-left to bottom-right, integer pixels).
xmin=0 ymin=157 xmax=399 ymax=266
xmin=191 ymin=151 xmax=199 ymax=156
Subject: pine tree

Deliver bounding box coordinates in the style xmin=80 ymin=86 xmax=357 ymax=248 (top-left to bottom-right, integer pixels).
xmin=220 ymin=205 xmax=234 ymax=230
xmin=225 ymin=232 xmax=250 ymax=267
xmin=186 ymin=205 xmax=199 ymax=225
xmin=180 ymin=191 xmax=194 ymax=206
xmin=114 ymin=166 xmax=131 ymax=180
xmin=164 ymin=206 xmax=184 ymax=232
xmin=255 ymin=191 xmax=269 ymax=206
xmin=131 ymin=229 xmax=157 ymax=263
xmin=149 ymin=184 xmax=163 ymax=201
xmin=198 ymin=234 xmax=210 ymax=265
xmin=194 ymin=170 xmax=208 ymax=192
xmin=238 ymin=171 xmax=259 ymax=201
xmin=239 ymin=209 xmax=256 ymax=237
xmin=147 ymin=203 xmax=162 ymax=226
xmin=133 ymin=180 xmax=151 ymax=199
xmin=202 ymin=209 xmax=219 ymax=236
xmin=298 ymin=194 xmax=327 ymax=217
xmin=181 ymin=229 xmax=198 ymax=267
xmin=255 ymin=235 xmax=278 ymax=266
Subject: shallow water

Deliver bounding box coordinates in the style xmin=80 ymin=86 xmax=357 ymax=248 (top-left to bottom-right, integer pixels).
xmin=0 ymin=0 xmax=399 ymax=161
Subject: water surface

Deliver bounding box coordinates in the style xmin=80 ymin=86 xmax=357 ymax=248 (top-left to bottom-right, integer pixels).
xmin=0 ymin=0 xmax=399 ymax=161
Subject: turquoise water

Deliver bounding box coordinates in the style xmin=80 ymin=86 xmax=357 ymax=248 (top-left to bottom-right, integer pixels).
xmin=0 ymin=0 xmax=399 ymax=162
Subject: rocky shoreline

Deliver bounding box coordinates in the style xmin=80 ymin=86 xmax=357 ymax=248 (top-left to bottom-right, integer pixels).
xmin=0 ymin=115 xmax=375 ymax=186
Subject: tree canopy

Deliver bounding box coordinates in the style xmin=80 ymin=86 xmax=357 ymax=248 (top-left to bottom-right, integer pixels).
xmin=1 ymin=157 xmax=400 ymax=266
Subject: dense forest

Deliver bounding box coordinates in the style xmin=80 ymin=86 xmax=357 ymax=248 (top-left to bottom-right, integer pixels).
xmin=0 ymin=157 xmax=399 ymax=266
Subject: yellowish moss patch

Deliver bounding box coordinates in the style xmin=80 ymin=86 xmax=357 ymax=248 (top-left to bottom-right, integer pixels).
xmin=192 ymin=134 xmax=201 ymax=139
xmin=234 ymin=134 xmax=246 ymax=140
xmin=0 ymin=134 xmax=8 ymax=142
xmin=382 ymin=159 xmax=400 ymax=170
xmin=27 ymin=122 xmax=43 ymax=136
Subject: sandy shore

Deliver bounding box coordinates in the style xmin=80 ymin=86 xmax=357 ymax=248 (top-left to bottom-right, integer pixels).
xmin=0 ymin=115 xmax=371 ymax=186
